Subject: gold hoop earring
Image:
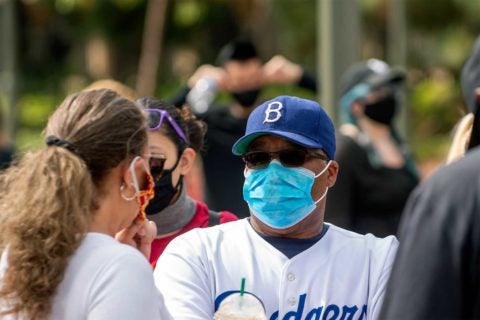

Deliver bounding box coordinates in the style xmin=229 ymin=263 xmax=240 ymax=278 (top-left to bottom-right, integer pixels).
xmin=120 ymin=183 xmax=136 ymax=201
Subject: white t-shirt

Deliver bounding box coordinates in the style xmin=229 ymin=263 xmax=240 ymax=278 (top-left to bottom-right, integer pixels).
xmin=154 ymin=219 xmax=398 ymax=320
xmin=0 ymin=232 xmax=171 ymax=320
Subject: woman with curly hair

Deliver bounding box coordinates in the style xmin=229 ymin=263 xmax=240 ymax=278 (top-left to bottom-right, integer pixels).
xmin=136 ymin=97 xmax=237 ymax=268
xmin=0 ymin=89 xmax=171 ymax=319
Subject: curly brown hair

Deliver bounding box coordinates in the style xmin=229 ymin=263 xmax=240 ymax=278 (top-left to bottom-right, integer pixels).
xmin=136 ymin=97 xmax=207 ymax=153
xmin=0 ymin=89 xmax=147 ymax=319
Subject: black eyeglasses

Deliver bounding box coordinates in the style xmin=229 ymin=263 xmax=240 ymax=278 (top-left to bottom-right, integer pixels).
xmin=149 ymin=156 xmax=166 ymax=182
xmin=242 ymin=148 xmax=329 ymax=169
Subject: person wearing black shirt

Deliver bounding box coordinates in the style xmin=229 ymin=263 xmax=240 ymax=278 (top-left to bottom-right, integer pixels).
xmin=0 ymin=112 xmax=14 ymax=170
xmin=170 ymin=39 xmax=317 ymax=218
xmin=325 ymin=59 xmax=419 ymax=237
xmin=380 ymin=35 xmax=480 ymax=320
xmin=446 ymin=36 xmax=480 ymax=164
xmin=379 ymin=146 xmax=480 ymax=319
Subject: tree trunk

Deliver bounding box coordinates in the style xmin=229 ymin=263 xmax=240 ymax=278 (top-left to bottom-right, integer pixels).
xmin=0 ymin=0 xmax=17 ymax=144
xmin=136 ymin=0 xmax=168 ymax=97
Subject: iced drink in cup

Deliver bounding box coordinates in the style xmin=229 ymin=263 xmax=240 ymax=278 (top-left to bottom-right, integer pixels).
xmin=214 ymin=292 xmax=267 ymax=320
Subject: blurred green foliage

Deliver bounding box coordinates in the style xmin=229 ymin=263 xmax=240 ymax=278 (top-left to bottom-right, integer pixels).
xmin=411 ymin=74 xmax=461 ymax=136
xmin=410 ymin=134 xmax=451 ymax=165
xmin=16 ymin=93 xmax=59 ymax=151
xmin=173 ymin=0 xmax=207 ymax=27
xmin=18 ymin=94 xmax=57 ymax=128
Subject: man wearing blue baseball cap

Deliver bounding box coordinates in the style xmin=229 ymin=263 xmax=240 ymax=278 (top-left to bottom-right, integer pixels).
xmin=154 ymin=96 xmax=399 ymax=320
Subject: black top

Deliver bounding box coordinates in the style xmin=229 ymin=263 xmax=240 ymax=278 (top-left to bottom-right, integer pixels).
xmin=0 ymin=145 xmax=14 ymax=170
xmin=201 ymin=106 xmax=250 ymax=218
xmin=169 ymin=86 xmax=191 ymax=109
xmin=325 ymin=133 xmax=418 ymax=237
xmin=169 ymin=69 xmax=317 ymax=219
xmin=380 ymin=147 xmax=480 ymax=320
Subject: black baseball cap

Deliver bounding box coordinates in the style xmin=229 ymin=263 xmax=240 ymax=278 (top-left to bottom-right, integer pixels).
xmin=341 ymin=59 xmax=405 ymax=95
xmin=461 ymin=36 xmax=480 ymax=114
xmin=216 ymin=39 xmax=259 ymax=66
xmin=461 ymin=36 xmax=480 ymax=150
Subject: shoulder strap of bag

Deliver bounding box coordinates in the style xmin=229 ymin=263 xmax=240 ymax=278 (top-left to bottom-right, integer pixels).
xmin=208 ymin=209 xmax=220 ymax=227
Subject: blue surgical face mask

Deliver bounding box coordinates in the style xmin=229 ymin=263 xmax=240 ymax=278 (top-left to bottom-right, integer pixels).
xmin=243 ymin=159 xmax=332 ymax=229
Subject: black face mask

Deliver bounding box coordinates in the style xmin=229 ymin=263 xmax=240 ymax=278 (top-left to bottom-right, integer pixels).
xmin=364 ymin=95 xmax=397 ymax=125
xmin=146 ymin=157 xmax=182 ymax=215
xmin=231 ymin=88 xmax=261 ymax=107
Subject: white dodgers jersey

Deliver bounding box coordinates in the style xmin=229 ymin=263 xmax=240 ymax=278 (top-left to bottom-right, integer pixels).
xmin=154 ymin=219 xmax=398 ymax=320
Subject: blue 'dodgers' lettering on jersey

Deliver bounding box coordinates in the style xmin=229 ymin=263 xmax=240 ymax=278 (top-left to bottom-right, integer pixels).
xmin=216 ymin=292 xmax=367 ymax=320
xmin=269 ymin=294 xmax=367 ymax=320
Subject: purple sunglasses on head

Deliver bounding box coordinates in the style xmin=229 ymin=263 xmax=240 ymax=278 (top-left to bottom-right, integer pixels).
xmin=146 ymin=109 xmax=189 ymax=144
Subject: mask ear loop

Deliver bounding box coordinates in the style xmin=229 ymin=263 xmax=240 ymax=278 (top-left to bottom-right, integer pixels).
xmin=129 ymin=156 xmax=143 ymax=193
xmin=314 ymin=187 xmax=329 ymax=205
xmin=243 ymin=167 xmax=250 ymax=178
xmin=121 ymin=156 xmax=149 ymax=201
xmin=314 ymin=160 xmax=332 ymax=178
xmin=313 ymin=160 xmax=333 ymax=205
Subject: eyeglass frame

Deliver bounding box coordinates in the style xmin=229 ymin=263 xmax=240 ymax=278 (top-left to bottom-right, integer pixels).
xmin=242 ymin=147 xmax=329 ymax=169
xmin=145 ymin=108 xmax=189 ymax=144
xmin=148 ymin=154 xmax=167 ymax=182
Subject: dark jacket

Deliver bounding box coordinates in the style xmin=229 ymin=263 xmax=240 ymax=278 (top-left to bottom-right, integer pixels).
xmin=380 ymin=147 xmax=480 ymax=319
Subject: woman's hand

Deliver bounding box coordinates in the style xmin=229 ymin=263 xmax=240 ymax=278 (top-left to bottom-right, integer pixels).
xmin=116 ymin=218 xmax=157 ymax=260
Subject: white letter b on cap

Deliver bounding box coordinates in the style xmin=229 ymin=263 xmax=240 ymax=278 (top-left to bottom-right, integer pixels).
xmin=264 ymin=101 xmax=283 ymax=123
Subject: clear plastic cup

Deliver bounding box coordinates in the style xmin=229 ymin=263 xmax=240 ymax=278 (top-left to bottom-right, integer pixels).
xmin=214 ymin=292 xmax=267 ymax=320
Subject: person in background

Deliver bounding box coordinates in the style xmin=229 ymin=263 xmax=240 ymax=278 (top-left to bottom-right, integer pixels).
xmin=380 ymin=35 xmax=480 ymax=320
xmin=0 ymin=133 xmax=14 ymax=170
xmin=326 ymin=59 xmax=419 ymax=237
xmin=154 ymin=95 xmax=398 ymax=319
xmin=136 ymin=97 xmax=237 ymax=268
xmin=83 ymin=78 xmax=137 ymax=100
xmin=0 ymin=105 xmax=15 ymax=170
xmin=0 ymin=89 xmax=170 ymax=319
xmin=446 ymin=36 xmax=480 ymax=164
xmin=170 ymin=38 xmax=317 ymax=218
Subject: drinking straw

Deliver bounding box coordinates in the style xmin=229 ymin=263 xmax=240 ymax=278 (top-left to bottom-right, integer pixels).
xmin=239 ymin=277 xmax=246 ymax=309
xmin=240 ymin=277 xmax=246 ymax=297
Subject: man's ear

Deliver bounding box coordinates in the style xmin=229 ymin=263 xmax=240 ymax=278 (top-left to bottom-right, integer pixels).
xmin=475 ymin=87 xmax=480 ymax=104
xmin=326 ymin=160 xmax=339 ymax=188
xmin=178 ymin=148 xmax=196 ymax=175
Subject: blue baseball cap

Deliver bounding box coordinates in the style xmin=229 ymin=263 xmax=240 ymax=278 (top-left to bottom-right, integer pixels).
xmin=232 ymin=95 xmax=336 ymax=159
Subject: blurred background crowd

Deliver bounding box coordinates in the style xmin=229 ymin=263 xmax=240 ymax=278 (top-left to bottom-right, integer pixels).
xmin=1 ymin=0 xmax=480 ymax=178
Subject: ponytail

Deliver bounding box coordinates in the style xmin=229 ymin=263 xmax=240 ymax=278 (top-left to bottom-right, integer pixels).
xmin=0 ymin=146 xmax=95 ymax=319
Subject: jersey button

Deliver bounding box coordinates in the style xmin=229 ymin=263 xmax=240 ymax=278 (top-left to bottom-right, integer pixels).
xmin=288 ymin=297 xmax=296 ymax=306
xmin=287 ymin=273 xmax=295 ymax=281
